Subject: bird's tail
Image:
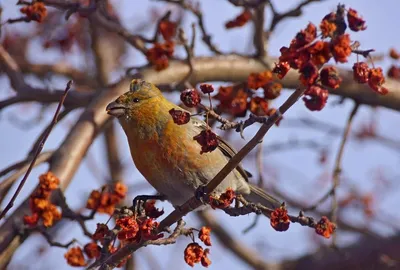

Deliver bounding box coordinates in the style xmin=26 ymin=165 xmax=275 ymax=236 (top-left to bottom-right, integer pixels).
xmin=244 ymin=184 xmax=281 ymax=210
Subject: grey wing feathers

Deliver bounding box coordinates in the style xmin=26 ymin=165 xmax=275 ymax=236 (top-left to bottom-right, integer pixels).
xmin=191 ymin=118 xmax=251 ymax=182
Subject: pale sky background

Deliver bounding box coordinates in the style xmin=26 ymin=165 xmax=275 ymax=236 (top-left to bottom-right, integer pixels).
xmin=1 ymin=0 xmax=400 ymax=269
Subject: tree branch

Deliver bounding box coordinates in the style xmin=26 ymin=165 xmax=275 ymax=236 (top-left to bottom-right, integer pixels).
xmin=253 ymin=3 xmax=267 ymax=57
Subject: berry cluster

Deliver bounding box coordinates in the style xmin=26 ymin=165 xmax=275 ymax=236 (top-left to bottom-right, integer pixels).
xmin=273 ymin=5 xmax=388 ymax=111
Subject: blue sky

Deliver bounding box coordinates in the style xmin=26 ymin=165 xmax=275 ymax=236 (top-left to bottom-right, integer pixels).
xmin=1 ymin=0 xmax=400 ymax=269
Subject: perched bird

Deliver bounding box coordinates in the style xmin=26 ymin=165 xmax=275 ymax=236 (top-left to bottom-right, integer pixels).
xmin=106 ymin=79 xmax=280 ymax=209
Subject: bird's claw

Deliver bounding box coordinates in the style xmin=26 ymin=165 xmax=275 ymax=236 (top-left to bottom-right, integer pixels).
xmin=195 ymin=185 xmax=208 ymax=204
xmin=131 ymin=194 xmax=166 ymax=215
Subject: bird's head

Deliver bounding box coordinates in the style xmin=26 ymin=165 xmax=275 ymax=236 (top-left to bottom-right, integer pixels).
xmin=106 ymin=79 xmax=162 ymax=119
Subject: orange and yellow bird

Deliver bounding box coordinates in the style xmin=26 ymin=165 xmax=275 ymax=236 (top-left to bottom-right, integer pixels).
xmin=106 ymin=79 xmax=280 ymax=209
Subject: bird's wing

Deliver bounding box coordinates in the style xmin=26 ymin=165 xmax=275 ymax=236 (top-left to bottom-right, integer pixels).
xmin=191 ymin=118 xmax=252 ymax=182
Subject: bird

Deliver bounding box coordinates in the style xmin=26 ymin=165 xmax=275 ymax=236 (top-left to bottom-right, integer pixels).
xmin=106 ymin=79 xmax=281 ymax=210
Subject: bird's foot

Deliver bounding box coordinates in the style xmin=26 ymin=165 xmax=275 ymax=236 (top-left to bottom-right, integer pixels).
xmin=195 ymin=185 xmax=209 ymax=204
xmin=131 ymin=194 xmax=166 ymax=215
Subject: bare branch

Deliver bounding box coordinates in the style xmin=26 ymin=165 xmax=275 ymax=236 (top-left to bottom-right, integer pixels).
xmin=177 ymin=27 xmax=195 ymax=87
xmin=253 ymin=3 xmax=267 ymax=57
xmin=331 ymin=102 xmax=360 ymax=244
xmin=267 ymin=0 xmax=324 ymax=38
xmin=32 ymin=227 xmax=76 ymax=248
xmin=2 ymin=55 xmax=400 ymax=112
xmin=161 ymin=0 xmax=222 ymax=54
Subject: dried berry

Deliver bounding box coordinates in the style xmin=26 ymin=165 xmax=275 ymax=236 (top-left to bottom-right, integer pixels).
xmin=320 ymin=66 xmax=342 ymax=89
xmin=180 ymin=89 xmax=201 ymax=108
xmin=193 ymin=129 xmax=219 ymax=154
xmin=270 ymin=205 xmax=290 ymax=232
xmin=347 ymin=8 xmax=367 ymax=32
xmin=315 ymin=216 xmax=336 ymax=239
xmin=303 ymin=85 xmax=329 ymax=111
xmin=352 ymin=62 xmax=370 ymax=83
xmin=169 ymin=108 xmax=191 ymax=125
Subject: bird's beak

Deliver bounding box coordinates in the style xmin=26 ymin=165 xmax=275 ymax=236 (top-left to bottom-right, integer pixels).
xmin=106 ymin=101 xmax=126 ymax=118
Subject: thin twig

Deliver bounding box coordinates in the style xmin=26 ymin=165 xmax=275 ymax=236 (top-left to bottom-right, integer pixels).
xmin=27 ymin=109 xmax=72 ymax=157
xmin=242 ymin=215 xmax=260 ymax=233
xmin=160 ymin=0 xmax=222 ymax=54
xmin=177 ymin=27 xmax=195 ymax=87
xmin=53 ymin=189 xmax=93 ymax=237
xmin=35 ymin=228 xmax=77 ymax=248
xmin=266 ymin=0 xmax=323 ymax=39
xmin=303 ymin=187 xmax=334 ymax=212
xmin=0 ymin=152 xmax=54 ymax=205
xmin=229 ymin=196 xmax=317 ymax=229
xmin=90 ymin=220 xmax=187 ymax=270
xmin=0 ymin=81 xmax=72 ymax=220
xmin=331 ymin=102 xmax=360 ymax=243
xmin=201 ymin=106 xmax=273 ymax=138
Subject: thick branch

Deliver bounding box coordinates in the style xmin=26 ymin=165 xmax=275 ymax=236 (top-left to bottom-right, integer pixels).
xmin=253 ymin=3 xmax=267 ymax=57
xmin=2 ymin=55 xmax=400 ymax=111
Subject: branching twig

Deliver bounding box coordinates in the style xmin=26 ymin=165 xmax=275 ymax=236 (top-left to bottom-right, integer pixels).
xmin=0 ymin=81 xmax=72 ymax=220
xmin=91 ymin=220 xmax=187 ymax=270
xmin=160 ymin=0 xmax=222 ymax=54
xmin=227 ymin=196 xmax=317 ymax=229
xmin=53 ymin=189 xmax=93 ymax=238
xmin=35 ymin=228 xmax=76 ymax=248
xmin=139 ymin=10 xmax=173 ymax=43
xmin=267 ymin=0 xmax=323 ymax=39
xmin=200 ymin=105 xmax=273 ymax=138
xmin=42 ymin=0 xmax=147 ymax=54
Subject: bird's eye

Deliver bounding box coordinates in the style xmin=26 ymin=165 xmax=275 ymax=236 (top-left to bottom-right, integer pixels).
xmin=133 ymin=98 xmax=140 ymax=103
